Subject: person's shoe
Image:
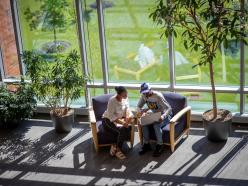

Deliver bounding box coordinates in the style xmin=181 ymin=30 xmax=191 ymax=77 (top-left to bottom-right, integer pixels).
xmin=152 ymin=144 xmax=164 ymax=157
xmin=139 ymin=143 xmax=152 ymax=155
xmin=110 ymin=145 xmax=117 ymax=156
xmin=115 ymin=150 xmax=127 ymax=160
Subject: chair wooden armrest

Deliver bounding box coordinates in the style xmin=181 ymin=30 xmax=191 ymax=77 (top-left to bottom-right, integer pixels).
xmin=169 ymin=106 xmax=191 ymax=152
xmin=170 ymin=106 xmax=191 ymax=124
xmin=88 ymin=108 xmax=99 ymax=152
xmin=89 ymin=108 xmax=96 ymax=124
xmin=129 ymin=118 xmax=136 ymax=148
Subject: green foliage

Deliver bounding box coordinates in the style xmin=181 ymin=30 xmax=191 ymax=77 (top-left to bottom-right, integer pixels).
xmin=22 ymin=50 xmax=88 ymax=116
xmin=150 ymin=0 xmax=248 ymax=66
xmin=24 ymin=0 xmax=76 ymax=53
xmin=24 ymin=0 xmax=74 ymax=32
xmin=0 ymin=78 xmax=37 ymax=123
xmin=150 ymin=0 xmax=248 ymax=115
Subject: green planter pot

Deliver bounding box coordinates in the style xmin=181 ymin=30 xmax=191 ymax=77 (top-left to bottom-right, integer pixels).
xmin=50 ymin=109 xmax=74 ymax=133
xmin=203 ymin=109 xmax=232 ymax=142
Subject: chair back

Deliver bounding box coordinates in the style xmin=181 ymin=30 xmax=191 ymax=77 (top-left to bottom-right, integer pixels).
xmin=92 ymin=94 xmax=114 ymax=121
xmin=163 ymin=92 xmax=187 ymax=116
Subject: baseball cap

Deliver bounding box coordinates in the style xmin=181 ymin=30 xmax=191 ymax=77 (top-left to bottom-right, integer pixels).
xmin=140 ymin=82 xmax=151 ymax=94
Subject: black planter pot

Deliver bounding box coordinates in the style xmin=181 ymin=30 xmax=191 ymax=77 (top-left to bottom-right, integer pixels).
xmin=50 ymin=109 xmax=74 ymax=133
xmin=203 ymin=109 xmax=232 ymax=142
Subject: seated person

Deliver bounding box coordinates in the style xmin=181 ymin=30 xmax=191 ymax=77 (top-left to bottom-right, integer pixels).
xmin=137 ymin=83 xmax=173 ymax=157
xmin=102 ymin=86 xmax=133 ymax=160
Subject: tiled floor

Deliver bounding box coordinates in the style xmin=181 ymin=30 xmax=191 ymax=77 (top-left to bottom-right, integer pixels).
xmin=0 ymin=120 xmax=248 ymax=186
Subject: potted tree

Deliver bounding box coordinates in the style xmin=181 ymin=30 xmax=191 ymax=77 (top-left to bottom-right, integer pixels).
xmin=150 ymin=0 xmax=247 ymax=141
xmin=22 ymin=50 xmax=88 ymax=133
xmin=0 ymin=78 xmax=37 ymax=128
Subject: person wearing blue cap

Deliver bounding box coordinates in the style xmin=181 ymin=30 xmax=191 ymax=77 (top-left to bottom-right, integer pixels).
xmin=137 ymin=82 xmax=172 ymax=157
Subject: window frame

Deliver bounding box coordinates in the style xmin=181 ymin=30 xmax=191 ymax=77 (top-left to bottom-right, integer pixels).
xmin=1 ymin=0 xmax=246 ymax=118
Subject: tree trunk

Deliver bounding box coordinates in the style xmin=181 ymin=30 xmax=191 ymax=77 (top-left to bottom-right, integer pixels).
xmin=53 ymin=28 xmax=57 ymax=46
xmin=209 ymin=61 xmax=217 ymax=118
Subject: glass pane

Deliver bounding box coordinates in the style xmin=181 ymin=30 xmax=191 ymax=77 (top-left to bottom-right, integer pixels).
xmin=18 ymin=0 xmax=86 ymax=106
xmin=0 ymin=0 xmax=20 ymax=78
xmin=109 ymin=89 xmax=140 ymax=108
xmin=109 ymin=89 xmax=239 ymax=113
xmin=245 ymin=41 xmax=248 ymax=86
xmin=174 ymin=3 xmax=240 ymax=86
xmin=245 ymin=2 xmax=248 ymax=87
xmin=104 ymin=0 xmax=169 ymax=84
xmin=176 ymin=92 xmax=240 ymax=113
xmin=245 ymin=94 xmax=248 ymax=114
xmin=175 ymin=38 xmax=240 ymax=86
xmin=82 ymin=0 xmax=103 ymax=82
xmin=18 ymin=0 xmax=80 ymax=52
xmin=90 ymin=88 xmax=104 ymax=97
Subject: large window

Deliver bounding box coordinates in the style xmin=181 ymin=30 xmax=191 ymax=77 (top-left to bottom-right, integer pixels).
xmin=246 ymin=95 xmax=248 ymax=113
xmin=176 ymin=92 xmax=240 ymax=113
xmin=0 ymin=0 xmax=20 ymax=78
xmin=17 ymin=0 xmax=86 ymax=107
xmin=174 ymin=4 xmax=240 ymax=87
xmin=245 ymin=43 xmax=248 ymax=86
xmin=174 ymin=37 xmax=240 ymax=86
xmin=0 ymin=0 xmax=246 ymax=115
xmin=18 ymin=0 xmax=80 ymax=53
xmin=104 ymin=0 xmax=169 ymax=84
xmin=82 ymin=0 xmax=103 ymax=82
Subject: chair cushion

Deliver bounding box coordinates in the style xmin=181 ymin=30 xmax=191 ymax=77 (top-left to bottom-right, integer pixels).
xmin=148 ymin=120 xmax=186 ymax=143
xmin=92 ymin=94 xmax=114 ymax=121
xmin=163 ymin=92 xmax=187 ymax=115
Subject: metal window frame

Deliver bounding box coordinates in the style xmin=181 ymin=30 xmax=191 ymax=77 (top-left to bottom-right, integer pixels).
xmin=96 ymin=0 xmax=109 ymax=94
xmin=75 ymin=0 xmax=90 ymax=107
xmin=3 ymin=0 xmax=248 ymax=118
xmin=10 ymin=0 xmax=24 ymax=75
xmin=0 ymin=47 xmax=5 ymax=81
xmin=90 ymin=0 xmax=247 ymax=115
xmin=240 ymin=0 xmax=245 ymax=114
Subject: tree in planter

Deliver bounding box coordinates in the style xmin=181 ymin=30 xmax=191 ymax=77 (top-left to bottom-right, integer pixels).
xmin=150 ymin=0 xmax=247 ymax=120
xmin=0 ymin=78 xmax=37 ymax=127
xmin=24 ymin=0 xmax=75 ymax=53
xmin=22 ymin=50 xmax=88 ymax=132
xmin=22 ymin=50 xmax=88 ymax=117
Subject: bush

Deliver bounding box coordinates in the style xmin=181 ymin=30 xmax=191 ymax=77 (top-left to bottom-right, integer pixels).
xmin=0 ymin=78 xmax=37 ymax=125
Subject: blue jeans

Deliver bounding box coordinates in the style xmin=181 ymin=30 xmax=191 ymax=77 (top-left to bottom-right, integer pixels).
xmin=142 ymin=115 xmax=171 ymax=145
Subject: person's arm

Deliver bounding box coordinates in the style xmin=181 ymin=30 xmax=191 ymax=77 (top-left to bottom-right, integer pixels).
xmin=107 ymin=99 xmax=119 ymax=122
xmin=157 ymin=94 xmax=172 ymax=120
xmin=137 ymin=96 xmax=146 ymax=112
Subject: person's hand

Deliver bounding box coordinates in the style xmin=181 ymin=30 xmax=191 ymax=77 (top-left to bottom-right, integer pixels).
xmin=159 ymin=116 xmax=164 ymax=123
xmin=125 ymin=117 xmax=133 ymax=124
xmin=123 ymin=122 xmax=129 ymax=128
xmin=136 ymin=112 xmax=142 ymax=118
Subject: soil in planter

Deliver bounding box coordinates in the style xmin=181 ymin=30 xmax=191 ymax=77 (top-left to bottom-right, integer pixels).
xmin=203 ymin=109 xmax=232 ymax=122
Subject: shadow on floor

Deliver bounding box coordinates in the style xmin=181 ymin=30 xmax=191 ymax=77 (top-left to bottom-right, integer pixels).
xmin=0 ymin=120 xmax=248 ymax=186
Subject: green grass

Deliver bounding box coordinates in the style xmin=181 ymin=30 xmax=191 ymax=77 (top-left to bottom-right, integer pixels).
xmin=17 ymin=0 xmax=248 ymax=111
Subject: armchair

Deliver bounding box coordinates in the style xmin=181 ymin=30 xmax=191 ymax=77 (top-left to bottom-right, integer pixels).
xmin=89 ymin=94 xmax=135 ymax=152
xmin=137 ymin=92 xmax=191 ymax=152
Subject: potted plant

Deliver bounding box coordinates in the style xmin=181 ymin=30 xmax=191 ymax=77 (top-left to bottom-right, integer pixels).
xmin=22 ymin=50 xmax=88 ymax=133
xmin=0 ymin=78 xmax=37 ymax=128
xmin=150 ymin=0 xmax=247 ymax=141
